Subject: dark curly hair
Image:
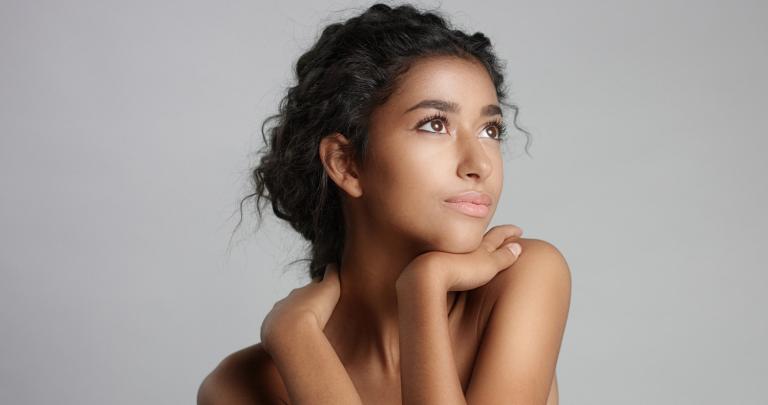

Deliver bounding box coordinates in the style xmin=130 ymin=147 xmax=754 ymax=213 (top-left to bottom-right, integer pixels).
xmin=233 ymin=2 xmax=532 ymax=280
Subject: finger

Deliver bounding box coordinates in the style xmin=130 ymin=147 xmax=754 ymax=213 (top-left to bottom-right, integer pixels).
xmin=322 ymin=263 xmax=339 ymax=282
xmin=321 ymin=264 xmax=341 ymax=298
xmin=492 ymin=241 xmax=523 ymax=268
xmin=482 ymin=224 xmax=524 ymax=250
xmin=311 ymin=263 xmax=335 ymax=283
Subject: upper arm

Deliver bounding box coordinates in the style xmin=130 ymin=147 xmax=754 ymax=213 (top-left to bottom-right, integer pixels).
xmin=546 ymin=373 xmax=559 ymax=405
xmin=466 ymin=238 xmax=572 ymax=405
xmin=197 ymin=344 xmax=288 ymax=405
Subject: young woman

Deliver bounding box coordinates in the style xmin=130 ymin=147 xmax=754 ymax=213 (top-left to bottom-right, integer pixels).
xmin=198 ymin=3 xmax=571 ymax=404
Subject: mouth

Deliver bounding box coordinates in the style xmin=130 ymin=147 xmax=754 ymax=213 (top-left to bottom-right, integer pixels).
xmin=442 ymin=200 xmax=490 ymax=218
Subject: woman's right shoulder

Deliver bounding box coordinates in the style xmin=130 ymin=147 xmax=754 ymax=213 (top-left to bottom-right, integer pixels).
xmin=197 ymin=342 xmax=289 ymax=405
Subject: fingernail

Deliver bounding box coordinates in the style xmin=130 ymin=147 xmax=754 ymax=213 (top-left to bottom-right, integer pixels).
xmin=506 ymin=242 xmax=522 ymax=256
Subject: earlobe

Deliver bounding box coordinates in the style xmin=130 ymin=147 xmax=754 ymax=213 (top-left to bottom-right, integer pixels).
xmin=319 ymin=133 xmax=363 ymax=198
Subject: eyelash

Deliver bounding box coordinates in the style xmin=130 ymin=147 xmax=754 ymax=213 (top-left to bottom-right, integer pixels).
xmin=414 ymin=112 xmax=507 ymax=141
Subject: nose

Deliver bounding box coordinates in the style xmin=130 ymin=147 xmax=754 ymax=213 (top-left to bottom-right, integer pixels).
xmin=455 ymin=130 xmax=493 ymax=181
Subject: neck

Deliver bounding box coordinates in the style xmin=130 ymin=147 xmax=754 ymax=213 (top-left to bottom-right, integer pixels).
xmin=323 ymin=210 xmax=456 ymax=377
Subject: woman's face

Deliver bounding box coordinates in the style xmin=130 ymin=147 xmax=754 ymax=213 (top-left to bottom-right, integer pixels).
xmin=359 ymin=55 xmax=505 ymax=253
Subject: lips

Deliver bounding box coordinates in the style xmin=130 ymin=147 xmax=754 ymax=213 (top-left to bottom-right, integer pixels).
xmin=444 ymin=191 xmax=492 ymax=206
xmin=443 ymin=190 xmax=493 ymax=218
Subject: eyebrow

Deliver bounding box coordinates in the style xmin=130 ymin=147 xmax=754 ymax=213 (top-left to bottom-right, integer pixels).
xmin=403 ymin=99 xmax=503 ymax=117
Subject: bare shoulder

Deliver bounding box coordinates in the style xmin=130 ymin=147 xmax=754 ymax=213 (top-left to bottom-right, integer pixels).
xmin=466 ymin=238 xmax=570 ymax=403
xmin=477 ymin=237 xmax=572 ymax=318
xmin=494 ymin=237 xmax=569 ymax=291
xmin=197 ymin=343 xmax=288 ymax=405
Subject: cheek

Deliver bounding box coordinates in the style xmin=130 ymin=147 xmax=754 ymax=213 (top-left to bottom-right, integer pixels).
xmin=365 ymin=153 xmax=439 ymax=216
xmin=365 ymin=137 xmax=441 ymax=193
xmin=359 ymin=155 xmax=432 ymax=234
xmin=364 ymin=171 xmax=488 ymax=253
xmin=360 ymin=140 xmax=500 ymax=251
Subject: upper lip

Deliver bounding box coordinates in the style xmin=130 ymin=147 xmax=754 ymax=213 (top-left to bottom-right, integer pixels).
xmin=444 ymin=190 xmax=493 ymax=206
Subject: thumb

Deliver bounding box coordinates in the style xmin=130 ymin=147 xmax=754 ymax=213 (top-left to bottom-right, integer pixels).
xmin=499 ymin=242 xmax=522 ymax=264
xmin=507 ymin=242 xmax=522 ymax=256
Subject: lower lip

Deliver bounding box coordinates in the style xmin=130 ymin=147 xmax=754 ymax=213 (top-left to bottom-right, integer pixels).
xmin=443 ymin=201 xmax=490 ymax=218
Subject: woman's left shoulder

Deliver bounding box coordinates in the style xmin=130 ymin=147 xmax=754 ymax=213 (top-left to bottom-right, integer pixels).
xmin=515 ymin=237 xmax=570 ymax=268
xmin=485 ymin=237 xmax=572 ymax=303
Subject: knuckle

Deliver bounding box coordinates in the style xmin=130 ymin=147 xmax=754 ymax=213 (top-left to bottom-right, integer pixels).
xmin=505 ymin=224 xmax=522 ymax=233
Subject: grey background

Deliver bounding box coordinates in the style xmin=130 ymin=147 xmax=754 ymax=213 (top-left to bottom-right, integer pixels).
xmin=1 ymin=0 xmax=766 ymax=404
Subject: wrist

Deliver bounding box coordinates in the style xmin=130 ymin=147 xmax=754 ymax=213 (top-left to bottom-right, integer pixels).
xmin=396 ymin=256 xmax=449 ymax=296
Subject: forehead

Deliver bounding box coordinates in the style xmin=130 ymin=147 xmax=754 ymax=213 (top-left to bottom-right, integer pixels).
xmin=387 ymin=55 xmax=499 ymax=110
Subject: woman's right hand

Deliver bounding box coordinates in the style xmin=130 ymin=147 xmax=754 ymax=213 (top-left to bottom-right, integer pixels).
xmin=260 ymin=263 xmax=341 ymax=354
xmin=397 ymin=224 xmax=524 ymax=293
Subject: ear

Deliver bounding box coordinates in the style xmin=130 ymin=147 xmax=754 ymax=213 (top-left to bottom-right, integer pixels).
xmin=319 ymin=133 xmax=363 ymax=198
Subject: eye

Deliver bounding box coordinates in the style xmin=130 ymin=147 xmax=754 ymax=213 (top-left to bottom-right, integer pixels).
xmin=415 ymin=113 xmax=450 ymax=135
xmin=415 ymin=114 xmax=507 ymax=142
xmin=481 ymin=120 xmax=508 ymax=141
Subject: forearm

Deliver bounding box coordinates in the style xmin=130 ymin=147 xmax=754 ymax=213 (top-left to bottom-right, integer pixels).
xmin=396 ymin=271 xmax=466 ymax=405
xmin=264 ymin=316 xmax=363 ymax=405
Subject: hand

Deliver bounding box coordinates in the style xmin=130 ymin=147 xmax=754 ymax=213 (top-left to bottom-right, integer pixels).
xmin=260 ymin=263 xmax=341 ymax=352
xmin=397 ymin=224 xmax=524 ymax=293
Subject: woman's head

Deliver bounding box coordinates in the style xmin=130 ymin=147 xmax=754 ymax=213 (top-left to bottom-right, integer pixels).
xmin=238 ymin=3 xmax=531 ymax=279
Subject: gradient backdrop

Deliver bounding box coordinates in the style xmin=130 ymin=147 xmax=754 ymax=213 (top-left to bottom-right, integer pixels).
xmin=1 ymin=0 xmax=766 ymax=403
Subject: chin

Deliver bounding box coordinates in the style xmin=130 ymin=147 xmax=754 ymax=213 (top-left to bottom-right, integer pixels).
xmin=431 ymin=230 xmax=485 ymax=253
